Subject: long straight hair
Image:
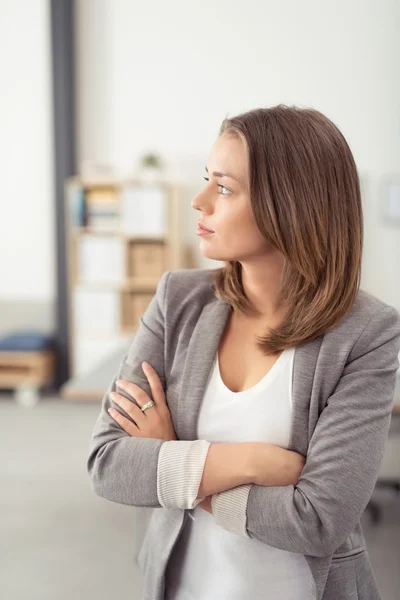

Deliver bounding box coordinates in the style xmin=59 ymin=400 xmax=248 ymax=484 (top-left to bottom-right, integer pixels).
xmin=211 ymin=104 xmax=364 ymax=354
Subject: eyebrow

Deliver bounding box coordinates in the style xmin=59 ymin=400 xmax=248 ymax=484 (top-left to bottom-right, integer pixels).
xmin=205 ymin=165 xmax=242 ymax=184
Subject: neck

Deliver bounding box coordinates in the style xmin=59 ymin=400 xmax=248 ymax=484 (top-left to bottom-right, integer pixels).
xmin=239 ymin=253 xmax=286 ymax=320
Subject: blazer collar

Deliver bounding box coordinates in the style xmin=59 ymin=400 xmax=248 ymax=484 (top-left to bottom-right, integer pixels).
xmin=177 ymin=296 xmax=322 ymax=455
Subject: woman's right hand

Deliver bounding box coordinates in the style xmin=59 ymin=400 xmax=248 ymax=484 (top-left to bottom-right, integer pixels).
xmin=250 ymin=442 xmax=306 ymax=487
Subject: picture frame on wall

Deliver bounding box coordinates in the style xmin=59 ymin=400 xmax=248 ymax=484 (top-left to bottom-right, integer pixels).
xmin=381 ymin=175 xmax=400 ymax=225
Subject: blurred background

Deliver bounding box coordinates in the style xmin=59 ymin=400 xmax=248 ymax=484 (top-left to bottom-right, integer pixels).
xmin=0 ymin=0 xmax=399 ymax=598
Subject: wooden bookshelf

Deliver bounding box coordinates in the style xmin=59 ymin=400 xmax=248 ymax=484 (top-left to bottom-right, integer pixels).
xmin=61 ymin=176 xmax=192 ymax=398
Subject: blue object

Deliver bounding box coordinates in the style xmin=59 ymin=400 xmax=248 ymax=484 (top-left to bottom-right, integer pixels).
xmin=69 ymin=185 xmax=86 ymax=227
xmin=0 ymin=331 xmax=55 ymax=352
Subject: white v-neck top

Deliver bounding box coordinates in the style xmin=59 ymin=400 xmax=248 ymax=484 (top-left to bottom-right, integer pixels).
xmin=165 ymin=346 xmax=313 ymax=600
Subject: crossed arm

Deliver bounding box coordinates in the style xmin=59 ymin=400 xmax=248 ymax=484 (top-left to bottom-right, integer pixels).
xmin=89 ymin=351 xmax=303 ymax=507
xmin=87 ymin=271 xmax=303 ymax=510
xmin=87 ymin=270 xmax=400 ymax=557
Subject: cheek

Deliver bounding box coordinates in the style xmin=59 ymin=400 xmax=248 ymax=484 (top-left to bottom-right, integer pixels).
xmin=221 ymin=206 xmax=261 ymax=239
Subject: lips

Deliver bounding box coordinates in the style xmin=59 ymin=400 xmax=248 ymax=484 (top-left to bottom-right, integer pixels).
xmin=198 ymin=222 xmax=214 ymax=233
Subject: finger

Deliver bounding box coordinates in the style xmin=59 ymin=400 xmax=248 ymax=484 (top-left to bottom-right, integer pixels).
xmin=110 ymin=392 xmax=147 ymax=427
xmin=107 ymin=407 xmax=143 ymax=437
xmin=141 ymin=362 xmax=167 ymax=407
xmin=115 ymin=379 xmax=150 ymax=410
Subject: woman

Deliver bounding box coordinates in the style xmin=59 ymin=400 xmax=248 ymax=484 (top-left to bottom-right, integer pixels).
xmin=87 ymin=105 xmax=400 ymax=600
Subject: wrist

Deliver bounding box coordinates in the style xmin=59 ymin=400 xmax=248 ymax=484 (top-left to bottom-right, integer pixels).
xmin=243 ymin=442 xmax=265 ymax=484
xmin=199 ymin=442 xmax=257 ymax=497
xmin=246 ymin=442 xmax=276 ymax=486
xmin=231 ymin=442 xmax=260 ymax=486
xmin=248 ymin=443 xmax=302 ymax=487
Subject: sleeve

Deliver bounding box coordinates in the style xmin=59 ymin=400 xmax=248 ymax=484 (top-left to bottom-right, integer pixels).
xmin=87 ymin=269 xmax=211 ymax=509
xmin=211 ymin=305 xmax=400 ymax=557
xmin=157 ymin=439 xmax=211 ymax=509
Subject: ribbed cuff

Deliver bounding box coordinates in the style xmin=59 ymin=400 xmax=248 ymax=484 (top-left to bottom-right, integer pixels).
xmin=211 ymin=484 xmax=252 ymax=537
xmin=157 ymin=439 xmax=211 ymax=509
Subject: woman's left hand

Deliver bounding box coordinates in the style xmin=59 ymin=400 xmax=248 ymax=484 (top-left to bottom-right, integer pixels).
xmin=108 ymin=361 xmax=177 ymax=441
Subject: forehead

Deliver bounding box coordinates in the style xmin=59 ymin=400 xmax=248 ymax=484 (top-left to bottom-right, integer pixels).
xmin=207 ymin=133 xmax=248 ymax=180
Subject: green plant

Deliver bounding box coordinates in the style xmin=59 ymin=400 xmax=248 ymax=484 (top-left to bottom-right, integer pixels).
xmin=140 ymin=152 xmax=163 ymax=169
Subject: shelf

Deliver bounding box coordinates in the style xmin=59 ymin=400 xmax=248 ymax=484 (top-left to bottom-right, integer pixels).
xmin=71 ymin=227 xmax=167 ymax=242
xmin=0 ymin=351 xmax=55 ymax=388
xmin=64 ymin=176 xmax=187 ymax=383
xmin=74 ymin=278 xmax=160 ymax=291
xmin=72 ymin=328 xmax=134 ymax=338
xmin=66 ymin=175 xmax=176 ymax=189
xmin=60 ymin=338 xmax=132 ymax=401
xmin=125 ymin=278 xmax=161 ymax=290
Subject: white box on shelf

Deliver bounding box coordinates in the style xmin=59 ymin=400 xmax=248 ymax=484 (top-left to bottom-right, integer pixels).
xmin=120 ymin=184 xmax=167 ymax=236
xmin=73 ymin=287 xmax=121 ymax=334
xmin=78 ymin=235 xmax=125 ymax=284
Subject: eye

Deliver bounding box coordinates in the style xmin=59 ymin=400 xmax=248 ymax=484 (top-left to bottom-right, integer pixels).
xmin=203 ymin=177 xmax=231 ymax=196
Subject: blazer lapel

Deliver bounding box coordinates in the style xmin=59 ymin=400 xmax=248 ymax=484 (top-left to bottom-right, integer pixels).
xmin=177 ymin=298 xmax=231 ymax=440
xmin=177 ymin=296 xmax=322 ymax=456
xmin=289 ymin=336 xmax=323 ymax=455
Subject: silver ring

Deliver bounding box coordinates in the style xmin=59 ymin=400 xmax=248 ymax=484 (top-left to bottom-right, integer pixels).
xmin=141 ymin=400 xmax=155 ymax=412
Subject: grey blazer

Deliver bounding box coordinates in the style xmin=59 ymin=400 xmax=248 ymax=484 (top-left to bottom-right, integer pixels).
xmin=87 ymin=268 xmax=400 ymax=600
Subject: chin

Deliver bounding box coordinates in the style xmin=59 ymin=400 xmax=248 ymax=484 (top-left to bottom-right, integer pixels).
xmin=199 ymin=248 xmax=233 ymax=263
xmin=198 ymin=239 xmax=237 ymax=261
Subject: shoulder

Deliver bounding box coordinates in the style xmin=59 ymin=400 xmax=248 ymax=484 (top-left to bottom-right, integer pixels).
xmin=347 ymin=288 xmax=400 ymax=331
xmin=163 ymin=268 xmax=217 ymax=305
xmin=324 ymin=288 xmax=400 ymax=362
xmin=154 ymin=268 xmax=220 ymax=331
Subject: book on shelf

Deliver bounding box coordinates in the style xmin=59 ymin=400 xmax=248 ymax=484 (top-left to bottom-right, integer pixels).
xmin=85 ymin=187 xmax=120 ymax=230
xmin=68 ymin=182 xmax=169 ymax=235
xmin=68 ymin=182 xmax=86 ymax=228
xmin=87 ymin=212 xmax=120 ymax=231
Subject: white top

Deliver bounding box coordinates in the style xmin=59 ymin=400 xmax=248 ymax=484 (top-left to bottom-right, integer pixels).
xmin=164 ymin=346 xmax=313 ymax=600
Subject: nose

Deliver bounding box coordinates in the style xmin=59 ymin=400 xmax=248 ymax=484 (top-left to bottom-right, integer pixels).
xmin=191 ymin=187 xmax=213 ymax=213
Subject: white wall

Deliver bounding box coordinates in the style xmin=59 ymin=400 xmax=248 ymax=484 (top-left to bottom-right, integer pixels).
xmin=0 ymin=0 xmax=55 ymax=303
xmin=75 ymin=0 xmax=400 ymax=308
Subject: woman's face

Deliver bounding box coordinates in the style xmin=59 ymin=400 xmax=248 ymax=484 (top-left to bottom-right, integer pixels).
xmin=191 ymin=132 xmax=270 ymax=263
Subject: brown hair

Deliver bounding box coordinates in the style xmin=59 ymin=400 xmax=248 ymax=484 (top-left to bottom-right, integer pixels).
xmin=211 ymin=104 xmax=364 ymax=354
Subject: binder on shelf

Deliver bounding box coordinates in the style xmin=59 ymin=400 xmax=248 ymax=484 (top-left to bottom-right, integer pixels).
xmin=120 ymin=184 xmax=168 ymax=236
xmin=77 ymin=235 xmax=125 ymax=284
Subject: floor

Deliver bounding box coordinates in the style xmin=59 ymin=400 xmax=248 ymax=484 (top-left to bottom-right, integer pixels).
xmin=1 ymin=394 xmax=399 ymax=600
